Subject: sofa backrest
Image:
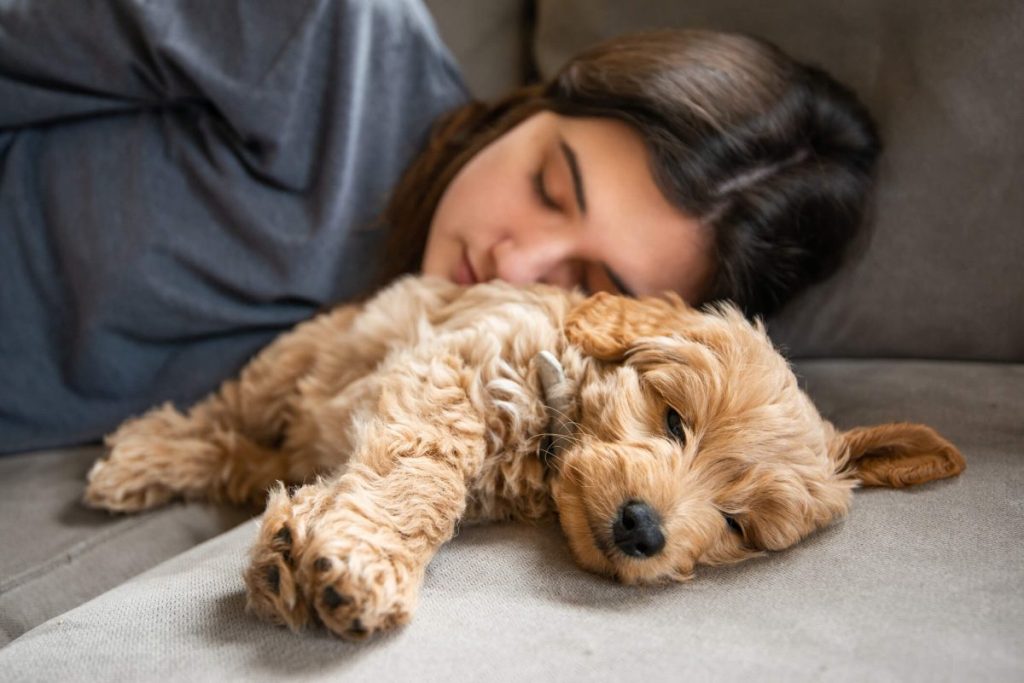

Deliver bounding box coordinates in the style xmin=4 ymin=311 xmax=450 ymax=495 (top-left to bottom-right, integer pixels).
xmin=534 ymin=0 xmax=1024 ymax=361
xmin=425 ymin=0 xmax=533 ymax=100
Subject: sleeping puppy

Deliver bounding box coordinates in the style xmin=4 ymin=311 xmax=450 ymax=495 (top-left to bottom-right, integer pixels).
xmin=84 ymin=275 xmax=964 ymax=640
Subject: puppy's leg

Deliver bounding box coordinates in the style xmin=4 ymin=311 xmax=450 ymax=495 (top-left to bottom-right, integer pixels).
xmin=85 ymin=306 xmax=369 ymax=512
xmin=84 ymin=395 xmax=292 ymax=512
xmin=244 ymin=352 xmax=486 ymax=639
xmin=86 ymin=277 xmax=463 ymax=513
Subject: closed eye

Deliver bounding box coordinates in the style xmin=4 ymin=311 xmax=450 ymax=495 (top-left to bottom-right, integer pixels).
xmin=723 ymin=514 xmax=743 ymax=536
xmin=532 ymin=169 xmax=560 ymax=211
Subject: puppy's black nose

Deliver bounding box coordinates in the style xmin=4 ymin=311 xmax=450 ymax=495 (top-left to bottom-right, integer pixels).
xmin=613 ymin=500 xmax=665 ymax=558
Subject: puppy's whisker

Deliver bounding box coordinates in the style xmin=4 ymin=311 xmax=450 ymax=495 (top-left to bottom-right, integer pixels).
xmin=539 ymin=404 xmax=596 ymax=445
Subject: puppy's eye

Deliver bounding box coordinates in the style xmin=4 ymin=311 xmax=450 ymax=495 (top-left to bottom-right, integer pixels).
xmin=665 ymin=407 xmax=687 ymax=445
xmin=723 ymin=514 xmax=743 ymax=536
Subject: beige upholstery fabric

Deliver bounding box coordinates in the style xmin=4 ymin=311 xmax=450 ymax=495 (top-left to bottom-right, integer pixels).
xmin=535 ymin=0 xmax=1024 ymax=362
xmin=0 ymin=448 xmax=251 ymax=646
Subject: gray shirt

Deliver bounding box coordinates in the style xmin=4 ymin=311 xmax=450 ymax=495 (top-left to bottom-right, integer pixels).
xmin=0 ymin=0 xmax=469 ymax=453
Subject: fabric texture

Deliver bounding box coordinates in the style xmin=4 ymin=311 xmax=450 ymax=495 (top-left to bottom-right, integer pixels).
xmin=0 ymin=447 xmax=251 ymax=646
xmin=423 ymin=0 xmax=531 ymax=99
xmin=1 ymin=360 xmax=1021 ymax=681
xmin=0 ymin=0 xmax=470 ymax=453
xmin=534 ymin=0 xmax=1024 ymax=362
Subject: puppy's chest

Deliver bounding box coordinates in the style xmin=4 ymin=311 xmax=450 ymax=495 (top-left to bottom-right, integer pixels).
xmin=463 ymin=362 xmax=554 ymax=523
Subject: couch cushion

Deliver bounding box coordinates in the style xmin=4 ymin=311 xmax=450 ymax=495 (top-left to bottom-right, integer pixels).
xmin=535 ymin=0 xmax=1024 ymax=362
xmin=0 ymin=447 xmax=251 ymax=646
xmin=1 ymin=360 xmax=1020 ymax=680
xmin=425 ymin=0 xmax=531 ymax=100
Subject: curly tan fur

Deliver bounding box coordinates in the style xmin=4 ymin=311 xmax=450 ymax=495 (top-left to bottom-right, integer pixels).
xmin=84 ymin=275 xmax=964 ymax=640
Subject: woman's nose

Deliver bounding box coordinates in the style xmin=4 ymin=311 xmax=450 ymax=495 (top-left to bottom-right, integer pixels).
xmin=491 ymin=231 xmax=582 ymax=288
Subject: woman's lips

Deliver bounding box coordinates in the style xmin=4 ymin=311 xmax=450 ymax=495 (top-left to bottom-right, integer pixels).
xmin=454 ymin=250 xmax=478 ymax=286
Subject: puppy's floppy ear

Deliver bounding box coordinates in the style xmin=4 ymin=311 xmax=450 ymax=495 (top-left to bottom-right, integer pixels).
xmin=565 ymin=292 xmax=687 ymax=361
xmin=832 ymin=422 xmax=965 ymax=488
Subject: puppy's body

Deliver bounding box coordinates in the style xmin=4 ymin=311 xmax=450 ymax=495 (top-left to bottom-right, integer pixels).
xmin=85 ymin=275 xmax=964 ymax=640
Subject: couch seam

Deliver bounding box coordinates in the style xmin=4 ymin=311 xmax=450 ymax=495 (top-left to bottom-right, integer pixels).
xmin=0 ymin=515 xmax=157 ymax=595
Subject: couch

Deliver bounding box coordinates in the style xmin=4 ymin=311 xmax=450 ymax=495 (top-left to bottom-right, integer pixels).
xmin=2 ymin=1 xmax=1021 ymax=680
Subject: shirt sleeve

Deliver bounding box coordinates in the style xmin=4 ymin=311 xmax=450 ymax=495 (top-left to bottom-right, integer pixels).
xmin=0 ymin=1 xmax=312 ymax=124
xmin=0 ymin=0 xmax=469 ymax=187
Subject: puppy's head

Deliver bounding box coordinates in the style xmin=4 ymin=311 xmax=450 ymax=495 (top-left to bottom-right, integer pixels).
xmin=549 ymin=292 xmax=964 ymax=584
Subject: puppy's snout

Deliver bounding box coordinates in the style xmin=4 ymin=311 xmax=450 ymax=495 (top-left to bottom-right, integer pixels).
xmin=613 ymin=501 xmax=665 ymax=558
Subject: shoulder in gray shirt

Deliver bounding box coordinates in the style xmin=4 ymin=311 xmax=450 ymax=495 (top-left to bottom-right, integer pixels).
xmin=0 ymin=0 xmax=470 ymax=453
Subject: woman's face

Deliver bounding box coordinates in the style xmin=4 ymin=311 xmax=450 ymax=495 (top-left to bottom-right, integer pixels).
xmin=421 ymin=111 xmax=713 ymax=301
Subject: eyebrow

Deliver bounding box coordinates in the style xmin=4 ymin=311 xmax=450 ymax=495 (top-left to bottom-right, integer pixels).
xmin=558 ymin=138 xmax=588 ymax=215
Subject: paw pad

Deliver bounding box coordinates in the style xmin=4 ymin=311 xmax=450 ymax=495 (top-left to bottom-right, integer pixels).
xmin=273 ymin=525 xmax=293 ymax=564
xmin=245 ymin=499 xmax=414 ymax=641
xmin=265 ymin=565 xmax=281 ymax=594
xmin=322 ymin=586 xmax=352 ymax=610
xmin=346 ymin=619 xmax=368 ymax=639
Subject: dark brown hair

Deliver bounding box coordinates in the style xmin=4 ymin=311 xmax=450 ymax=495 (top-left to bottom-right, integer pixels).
xmin=377 ymin=29 xmax=881 ymax=318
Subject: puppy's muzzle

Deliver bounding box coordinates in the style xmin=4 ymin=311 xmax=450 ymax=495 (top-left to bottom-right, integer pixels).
xmin=612 ymin=501 xmax=666 ymax=558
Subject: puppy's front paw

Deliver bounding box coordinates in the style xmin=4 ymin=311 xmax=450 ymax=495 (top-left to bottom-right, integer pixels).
xmin=303 ymin=531 xmax=419 ymax=641
xmin=244 ymin=486 xmax=313 ymax=631
xmin=244 ymin=485 xmax=420 ymax=641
